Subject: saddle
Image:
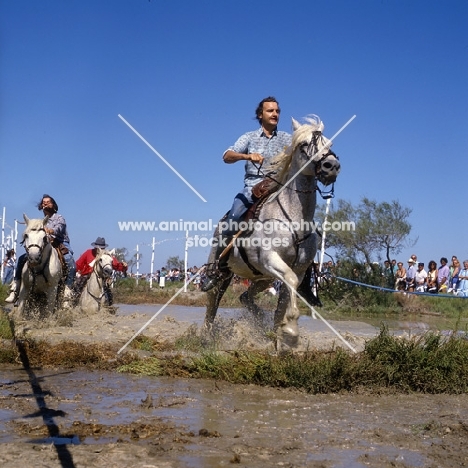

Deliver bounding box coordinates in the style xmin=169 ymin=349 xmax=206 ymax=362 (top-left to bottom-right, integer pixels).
xmin=245 ymin=178 xmax=278 ymax=222
xmin=51 ymin=239 xmax=69 ymax=281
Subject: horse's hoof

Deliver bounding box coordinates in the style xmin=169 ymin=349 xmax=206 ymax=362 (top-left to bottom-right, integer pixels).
xmin=239 ymin=291 xmax=249 ymax=306
xmin=282 ymin=322 xmax=299 ymax=337
xmin=276 ymin=334 xmax=299 ymax=353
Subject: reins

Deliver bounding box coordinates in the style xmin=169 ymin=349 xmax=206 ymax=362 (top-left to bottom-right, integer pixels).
xmin=24 ymin=228 xmax=53 ymax=288
xmin=251 ymin=131 xmax=337 ymax=200
xmin=85 ymin=256 xmax=112 ymax=306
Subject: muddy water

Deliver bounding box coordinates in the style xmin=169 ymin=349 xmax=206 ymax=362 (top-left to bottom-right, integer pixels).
xmin=1 ymin=304 xmax=468 ymax=467
xmin=1 ymin=366 xmax=468 ymax=467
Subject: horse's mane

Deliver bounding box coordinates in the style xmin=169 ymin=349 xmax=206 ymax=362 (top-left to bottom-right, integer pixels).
xmin=265 ymin=115 xmax=325 ymax=186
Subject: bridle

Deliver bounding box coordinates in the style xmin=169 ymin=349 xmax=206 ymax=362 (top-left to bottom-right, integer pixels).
xmin=253 ymin=130 xmax=338 ymax=199
xmin=24 ymin=227 xmax=49 ymax=259
xmin=85 ymin=255 xmax=113 ymax=305
xmin=23 ymin=227 xmax=52 ymax=288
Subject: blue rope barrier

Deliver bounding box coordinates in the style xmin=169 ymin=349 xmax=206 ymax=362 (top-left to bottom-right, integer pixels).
xmin=333 ymin=276 xmax=468 ymax=299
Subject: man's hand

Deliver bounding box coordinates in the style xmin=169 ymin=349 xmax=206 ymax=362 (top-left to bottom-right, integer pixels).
xmin=249 ymin=153 xmax=264 ymax=164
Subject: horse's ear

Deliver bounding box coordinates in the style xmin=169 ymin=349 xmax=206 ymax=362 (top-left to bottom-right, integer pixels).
xmin=23 ymin=213 xmax=30 ymax=224
xmin=42 ymin=216 xmax=49 ymax=226
xmin=291 ymin=117 xmax=301 ymax=131
xmin=109 ymin=248 xmax=115 ymax=255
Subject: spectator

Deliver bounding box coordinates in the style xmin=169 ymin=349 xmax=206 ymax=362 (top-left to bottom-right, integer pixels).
xmin=395 ymin=261 xmax=406 ymax=291
xmin=159 ymin=267 xmax=167 ymax=288
xmin=448 ymin=257 xmax=460 ymax=293
xmin=457 ymin=260 xmax=468 ymax=297
xmin=405 ymin=258 xmax=417 ymax=292
xmin=427 ymin=261 xmax=438 ymax=293
xmin=437 ymin=257 xmax=450 ymax=293
xmin=2 ymin=249 xmax=15 ymax=285
xmin=415 ymin=262 xmax=428 ymax=292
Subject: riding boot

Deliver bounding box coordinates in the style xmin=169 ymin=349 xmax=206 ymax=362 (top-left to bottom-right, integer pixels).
xmin=104 ymin=283 xmax=113 ymax=306
xmin=201 ymin=234 xmax=233 ymax=292
xmin=296 ymin=265 xmax=322 ymax=307
xmin=5 ymin=279 xmax=20 ymax=303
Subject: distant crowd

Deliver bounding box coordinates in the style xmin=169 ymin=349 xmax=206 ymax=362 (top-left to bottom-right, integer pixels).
xmin=126 ymin=266 xmax=205 ymax=289
xmin=321 ymin=254 xmax=468 ymax=297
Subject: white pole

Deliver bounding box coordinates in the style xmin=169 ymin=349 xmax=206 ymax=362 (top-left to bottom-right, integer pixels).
xmin=150 ymin=237 xmax=155 ymax=289
xmin=1 ymin=207 xmax=5 ymax=281
xmin=13 ymin=219 xmax=18 ymax=277
xmin=319 ymin=198 xmax=331 ymax=273
xmin=184 ymin=230 xmax=189 ymax=292
xmin=136 ymin=244 xmax=140 ymax=286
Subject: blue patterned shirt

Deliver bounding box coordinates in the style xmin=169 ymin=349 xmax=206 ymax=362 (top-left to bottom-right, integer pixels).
xmin=225 ymin=128 xmax=292 ymax=187
xmin=46 ymin=213 xmax=71 ymax=246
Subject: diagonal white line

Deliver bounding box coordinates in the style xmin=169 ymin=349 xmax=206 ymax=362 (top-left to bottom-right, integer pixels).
xmin=269 ymin=114 xmax=356 ymax=203
xmin=280 ymin=276 xmax=357 ymax=353
xmin=118 ymin=114 xmax=207 ymax=203
xmin=117 ymin=267 xmax=206 ymax=354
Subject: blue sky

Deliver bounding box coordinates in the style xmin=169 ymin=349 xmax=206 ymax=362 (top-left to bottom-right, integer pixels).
xmin=1 ymin=0 xmax=467 ymax=272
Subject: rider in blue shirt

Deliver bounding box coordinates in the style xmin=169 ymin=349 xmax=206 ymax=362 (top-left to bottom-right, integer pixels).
xmin=201 ymin=97 xmax=322 ymax=306
xmin=202 ymin=97 xmax=289 ymax=291
xmin=5 ymin=194 xmax=76 ymax=303
xmin=225 ymin=123 xmax=292 ymax=222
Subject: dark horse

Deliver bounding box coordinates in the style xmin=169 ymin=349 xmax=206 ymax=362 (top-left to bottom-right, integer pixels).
xmin=204 ymin=115 xmax=341 ymax=348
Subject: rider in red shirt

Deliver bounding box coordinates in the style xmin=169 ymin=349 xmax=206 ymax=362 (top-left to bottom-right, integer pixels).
xmin=72 ymin=237 xmax=127 ymax=305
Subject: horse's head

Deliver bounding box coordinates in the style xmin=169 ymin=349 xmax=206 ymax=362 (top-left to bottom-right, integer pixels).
xmin=291 ymin=116 xmax=341 ymax=186
xmin=94 ymin=248 xmax=114 ymax=279
xmin=22 ymin=214 xmax=49 ymax=266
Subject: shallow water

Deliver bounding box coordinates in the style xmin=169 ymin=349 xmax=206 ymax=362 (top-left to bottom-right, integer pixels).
xmin=116 ymin=302 xmax=467 ymax=341
xmin=1 ymin=367 xmax=467 ymax=467
xmin=1 ymin=303 xmax=468 ymax=466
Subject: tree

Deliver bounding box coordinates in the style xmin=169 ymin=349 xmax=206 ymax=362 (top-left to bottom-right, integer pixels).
xmin=114 ymin=247 xmax=129 ymax=263
xmin=317 ymin=197 xmax=417 ymax=266
xmin=166 ymin=255 xmax=184 ymax=271
xmin=115 ymin=247 xmax=141 ymax=274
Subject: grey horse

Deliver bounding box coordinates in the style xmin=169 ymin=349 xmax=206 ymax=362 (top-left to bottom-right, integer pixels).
xmin=204 ymin=115 xmax=341 ymax=348
xmin=15 ymin=214 xmax=63 ymax=320
xmin=78 ymin=248 xmax=114 ymax=313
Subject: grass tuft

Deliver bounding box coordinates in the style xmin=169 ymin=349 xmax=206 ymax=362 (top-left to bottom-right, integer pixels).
xmin=0 ymin=309 xmax=14 ymax=339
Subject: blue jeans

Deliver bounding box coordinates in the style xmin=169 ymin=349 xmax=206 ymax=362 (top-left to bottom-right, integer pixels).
xmin=63 ymin=252 xmax=76 ymax=287
xmin=2 ymin=266 xmax=14 ymax=285
xmin=225 ymin=187 xmax=254 ymax=234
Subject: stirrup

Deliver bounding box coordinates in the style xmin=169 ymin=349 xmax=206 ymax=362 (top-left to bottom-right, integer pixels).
xmin=201 ymin=261 xmax=230 ymax=292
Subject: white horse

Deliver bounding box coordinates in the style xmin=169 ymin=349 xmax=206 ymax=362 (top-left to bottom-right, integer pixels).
xmin=16 ymin=214 xmax=63 ymax=319
xmin=204 ymin=116 xmax=341 ymax=348
xmin=78 ymin=248 xmax=115 ymax=313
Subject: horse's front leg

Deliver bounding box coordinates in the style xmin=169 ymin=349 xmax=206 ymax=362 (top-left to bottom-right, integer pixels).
xmin=265 ymin=253 xmax=300 ymax=339
xmin=240 ymin=279 xmax=271 ymax=323
xmin=204 ymin=273 xmax=233 ymax=332
xmin=45 ymin=284 xmax=59 ymax=316
xmin=276 ymin=270 xmax=300 ymax=337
